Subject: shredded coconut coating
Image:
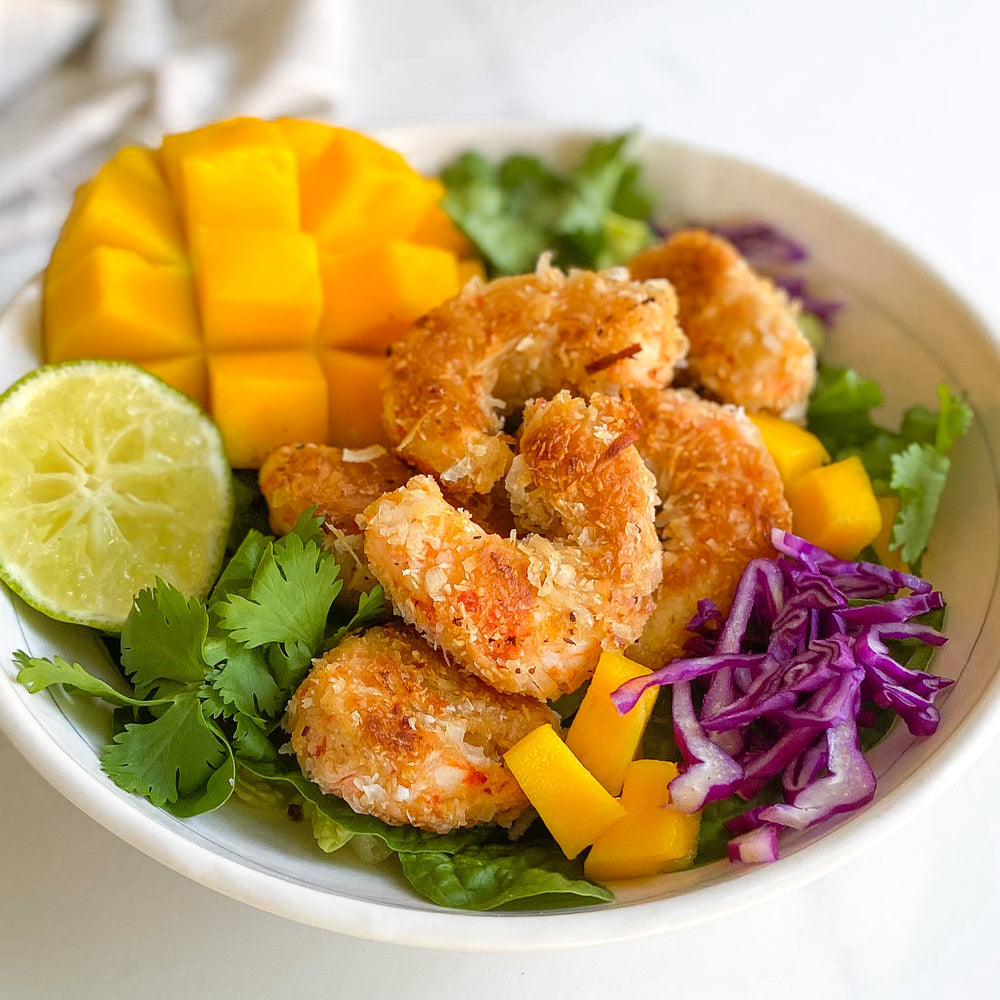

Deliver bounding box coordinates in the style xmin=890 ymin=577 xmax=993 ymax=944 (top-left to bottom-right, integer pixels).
xmin=625 ymin=387 xmax=792 ymax=667
xmin=286 ymin=624 xmax=555 ymax=833
xmin=381 ymin=257 xmax=687 ymax=496
xmin=629 ymin=229 xmax=816 ymax=418
xmin=361 ymin=391 xmax=662 ymax=700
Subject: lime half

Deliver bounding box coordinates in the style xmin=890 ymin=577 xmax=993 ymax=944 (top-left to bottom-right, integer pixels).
xmin=0 ymin=360 xmax=233 ymax=631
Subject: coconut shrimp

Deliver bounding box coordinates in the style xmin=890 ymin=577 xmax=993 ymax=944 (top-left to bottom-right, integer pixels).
xmin=624 ymin=387 xmax=792 ymax=668
xmin=259 ymin=442 xmax=414 ymax=604
xmin=286 ymin=624 xmax=556 ymax=833
xmin=360 ymin=391 xmax=663 ymax=701
xmin=381 ymin=257 xmax=688 ymax=496
xmin=629 ymin=229 xmax=816 ymax=418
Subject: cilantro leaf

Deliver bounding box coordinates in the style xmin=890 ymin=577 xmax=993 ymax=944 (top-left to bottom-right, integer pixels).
xmin=216 ymin=531 xmax=341 ymax=653
xmin=13 ymin=652 xmax=169 ymax=708
xmin=890 ymin=443 xmax=951 ymax=565
xmin=204 ymin=635 xmax=284 ymax=719
xmin=100 ymin=691 xmax=231 ymax=809
xmin=120 ymin=582 xmax=210 ymax=700
xmin=327 ymin=585 xmax=387 ymax=647
xmin=210 ymin=528 xmax=268 ymax=606
xmin=441 ymin=133 xmax=654 ymax=277
xmin=807 ymin=363 xmax=883 ymax=453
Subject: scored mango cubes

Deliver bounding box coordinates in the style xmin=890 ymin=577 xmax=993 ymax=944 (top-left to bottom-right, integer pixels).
xmin=193 ymin=227 xmax=323 ymax=349
xmin=47 ymin=146 xmax=186 ymax=279
xmin=207 ymin=352 xmax=328 ymax=469
xmin=44 ymin=246 xmax=200 ymax=362
xmin=42 ymin=117 xmax=481 ymax=466
xmin=318 ymin=240 xmax=460 ymax=352
xmin=161 ymin=117 xmax=300 ymax=235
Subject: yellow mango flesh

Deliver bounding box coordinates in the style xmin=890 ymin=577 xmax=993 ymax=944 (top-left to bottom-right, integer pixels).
xmin=320 ymin=350 xmax=391 ymax=448
xmin=584 ymin=760 xmax=701 ymax=882
xmin=747 ymin=412 xmax=830 ymax=487
xmin=42 ymin=118 xmax=477 ymax=465
xmin=162 ymin=117 xmax=300 ymax=235
xmin=274 ymin=117 xmax=337 ymax=177
xmin=786 ymin=455 xmax=883 ymax=559
xmin=565 ymin=650 xmax=658 ymax=796
xmin=208 ymin=351 xmax=328 ymax=468
xmin=48 ymin=147 xmax=185 ymax=279
xmin=300 ymin=129 xmax=438 ymax=251
xmin=44 ymin=246 xmax=200 ymax=362
xmin=318 ymin=240 xmax=460 ymax=352
xmin=193 ymin=227 xmax=323 ymax=349
xmin=141 ymin=355 xmax=209 ymax=410
xmin=410 ymin=179 xmax=473 ymax=256
xmin=871 ymin=495 xmax=908 ymax=570
xmin=504 ymin=724 xmax=627 ymax=860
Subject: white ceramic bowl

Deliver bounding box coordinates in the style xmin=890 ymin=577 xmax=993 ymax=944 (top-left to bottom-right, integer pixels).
xmin=1 ymin=124 xmax=999 ymax=950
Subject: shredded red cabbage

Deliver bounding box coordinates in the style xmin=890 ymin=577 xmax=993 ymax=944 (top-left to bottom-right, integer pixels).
xmin=612 ymin=530 xmax=953 ymax=863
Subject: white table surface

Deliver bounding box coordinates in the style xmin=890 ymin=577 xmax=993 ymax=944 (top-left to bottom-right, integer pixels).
xmin=3 ymin=2 xmax=1000 ymax=997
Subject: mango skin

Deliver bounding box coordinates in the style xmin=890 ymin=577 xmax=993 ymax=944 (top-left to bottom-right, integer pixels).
xmin=504 ymin=724 xmax=626 ymax=860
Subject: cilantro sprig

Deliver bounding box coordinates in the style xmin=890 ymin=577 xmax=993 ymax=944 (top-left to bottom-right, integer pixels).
xmin=440 ymin=132 xmax=655 ymax=277
xmin=807 ymin=365 xmax=973 ymax=569
xmin=15 ymin=511 xmax=386 ymax=815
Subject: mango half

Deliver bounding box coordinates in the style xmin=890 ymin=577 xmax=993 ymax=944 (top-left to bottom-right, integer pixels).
xmin=42 ymin=117 xmax=477 ymax=466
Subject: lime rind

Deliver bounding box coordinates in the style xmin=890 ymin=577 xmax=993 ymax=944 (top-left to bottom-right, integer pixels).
xmin=0 ymin=360 xmax=234 ymax=631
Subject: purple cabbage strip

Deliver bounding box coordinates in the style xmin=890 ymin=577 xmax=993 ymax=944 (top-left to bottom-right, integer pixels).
xmin=611 ymin=531 xmax=952 ymax=864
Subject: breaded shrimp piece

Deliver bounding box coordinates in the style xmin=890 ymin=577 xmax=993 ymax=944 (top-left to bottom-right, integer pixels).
xmin=381 ymin=257 xmax=687 ymax=496
xmin=629 ymin=229 xmax=815 ymax=418
xmin=260 ymin=443 xmax=412 ymax=537
xmin=259 ymin=443 xmax=413 ymax=604
xmin=625 ymin=387 xmax=792 ymax=668
xmin=286 ymin=624 xmax=556 ymax=833
xmin=360 ymin=391 xmax=663 ymax=701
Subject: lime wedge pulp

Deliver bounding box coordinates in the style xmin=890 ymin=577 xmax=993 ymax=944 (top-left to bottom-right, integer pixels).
xmin=0 ymin=360 xmax=233 ymax=631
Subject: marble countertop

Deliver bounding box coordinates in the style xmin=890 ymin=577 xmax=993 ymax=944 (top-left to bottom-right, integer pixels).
xmin=3 ymin=2 xmax=999 ymax=996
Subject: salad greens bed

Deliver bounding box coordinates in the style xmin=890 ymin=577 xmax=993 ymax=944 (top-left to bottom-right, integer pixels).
xmin=14 ymin=134 xmax=972 ymax=910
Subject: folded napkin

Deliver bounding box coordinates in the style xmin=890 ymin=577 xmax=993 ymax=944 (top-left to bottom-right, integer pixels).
xmin=0 ymin=0 xmax=353 ymax=266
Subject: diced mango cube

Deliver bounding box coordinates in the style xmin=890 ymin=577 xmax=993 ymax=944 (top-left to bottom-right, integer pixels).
xmin=584 ymin=759 xmax=701 ymax=882
xmin=457 ymin=258 xmax=487 ymax=286
xmin=207 ymin=351 xmax=328 ymax=468
xmin=871 ymin=495 xmax=908 ymax=571
xmin=139 ymin=354 xmax=209 ymax=410
xmin=47 ymin=146 xmax=186 ymax=279
xmin=565 ymin=651 xmax=658 ymax=796
xmin=318 ymin=240 xmax=460 ymax=352
xmin=320 ymin=350 xmax=391 ymax=448
xmin=44 ymin=246 xmax=200 ymax=363
xmin=410 ymin=179 xmax=473 ymax=256
xmin=300 ymin=130 xmax=438 ymax=251
xmin=747 ymin=412 xmax=829 ymax=487
xmin=503 ymin=724 xmax=627 ymax=860
xmin=192 ymin=227 xmax=323 ymax=349
xmin=161 ymin=117 xmax=299 ymax=235
xmin=274 ymin=117 xmax=337 ymax=178
xmin=786 ymin=455 xmax=882 ymax=560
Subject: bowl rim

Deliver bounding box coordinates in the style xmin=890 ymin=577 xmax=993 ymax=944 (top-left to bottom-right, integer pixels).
xmin=2 ymin=121 xmax=1000 ymax=951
